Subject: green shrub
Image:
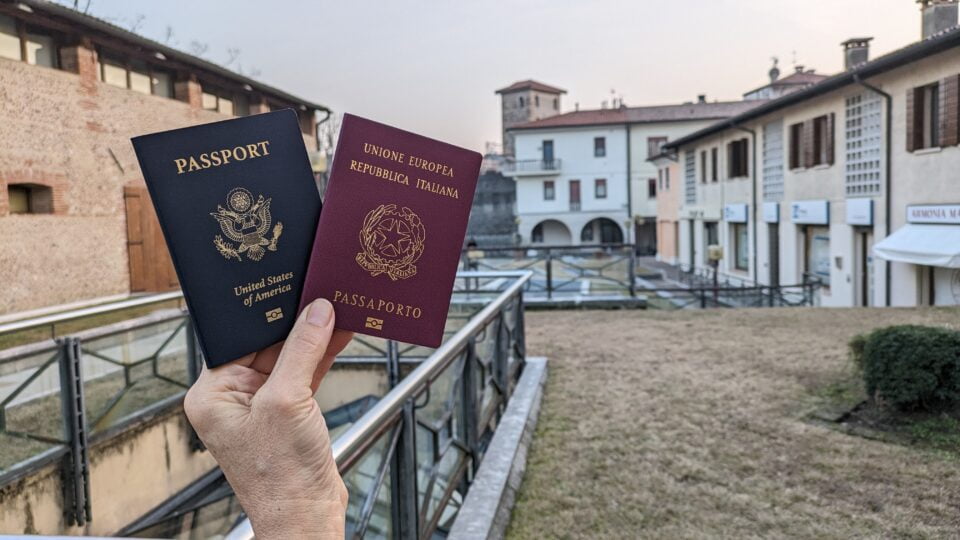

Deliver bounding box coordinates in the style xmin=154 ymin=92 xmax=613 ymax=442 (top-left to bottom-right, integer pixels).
xmin=858 ymin=325 xmax=960 ymax=412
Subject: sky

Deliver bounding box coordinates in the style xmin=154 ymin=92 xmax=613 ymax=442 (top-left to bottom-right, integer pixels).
xmin=58 ymin=0 xmax=922 ymax=152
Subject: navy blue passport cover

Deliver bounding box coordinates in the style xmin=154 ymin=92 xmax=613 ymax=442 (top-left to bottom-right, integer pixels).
xmin=131 ymin=110 xmax=321 ymax=368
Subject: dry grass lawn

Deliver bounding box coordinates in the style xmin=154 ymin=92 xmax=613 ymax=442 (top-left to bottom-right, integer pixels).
xmin=508 ymin=307 xmax=960 ymax=539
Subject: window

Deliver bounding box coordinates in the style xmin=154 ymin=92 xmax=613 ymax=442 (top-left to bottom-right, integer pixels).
xmin=664 ymin=167 xmax=670 ymax=190
xmin=728 ymin=138 xmax=749 ymax=178
xmin=201 ymin=87 xmax=236 ymax=115
xmin=7 ymin=183 xmax=53 ymax=214
xmin=594 ymin=137 xmax=606 ymax=157
xmin=909 ymin=82 xmax=942 ymax=151
xmin=535 ymin=95 xmax=540 ymax=107
xmin=733 ymin=223 xmax=748 ymax=270
xmin=647 ymin=136 xmax=668 ymax=158
xmin=553 ymin=97 xmax=558 ymax=110
xmin=684 ymin=151 xmax=696 ymax=204
xmin=0 ymin=15 xmax=59 ymax=68
xmin=789 ymin=122 xmax=804 ymax=169
xmin=845 ymin=93 xmax=883 ymax=196
xmin=519 ymin=96 xmax=524 ymax=107
xmin=595 ymin=178 xmax=607 ymax=198
xmin=648 ymin=178 xmax=657 ymax=199
xmin=658 ymin=169 xmax=663 ymax=190
xmin=700 ymin=150 xmax=708 ymax=183
xmin=789 ymin=115 xmax=834 ymax=168
xmin=762 ymin=120 xmax=784 ymax=201
xmin=543 ymin=180 xmax=555 ymax=200
xmin=569 ymin=180 xmax=580 ymax=210
xmin=711 ymin=147 xmax=719 ymax=182
xmin=98 ymin=51 xmax=174 ymax=98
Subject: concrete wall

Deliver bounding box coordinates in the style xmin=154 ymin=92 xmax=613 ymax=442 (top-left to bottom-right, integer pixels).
xmin=0 ymin=407 xmax=217 ymax=536
xmin=0 ymin=51 xmax=317 ymax=315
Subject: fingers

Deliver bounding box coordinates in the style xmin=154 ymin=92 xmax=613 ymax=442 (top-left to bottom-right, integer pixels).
xmin=265 ymin=299 xmax=335 ymax=397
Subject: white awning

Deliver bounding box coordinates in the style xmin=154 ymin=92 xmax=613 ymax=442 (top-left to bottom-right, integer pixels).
xmin=873 ymin=224 xmax=960 ymax=268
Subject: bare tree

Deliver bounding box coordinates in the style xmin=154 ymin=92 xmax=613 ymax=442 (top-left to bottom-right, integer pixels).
xmin=128 ymin=14 xmax=145 ymax=33
xmin=189 ymin=40 xmax=209 ymax=57
xmin=225 ymin=47 xmax=241 ymax=66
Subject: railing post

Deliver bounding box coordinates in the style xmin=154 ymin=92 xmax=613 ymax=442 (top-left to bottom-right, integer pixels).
xmin=461 ymin=337 xmax=479 ymax=476
xmin=545 ymin=250 xmax=554 ymax=300
xmin=58 ymin=337 xmax=91 ymax=527
xmin=185 ymin=318 xmax=205 ymax=452
xmin=387 ymin=340 xmax=401 ymax=388
xmin=391 ymin=399 xmax=419 ymax=540
xmin=627 ymin=249 xmax=636 ymax=297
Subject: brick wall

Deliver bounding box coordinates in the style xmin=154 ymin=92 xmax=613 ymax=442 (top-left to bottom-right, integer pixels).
xmin=0 ymin=53 xmax=318 ymax=314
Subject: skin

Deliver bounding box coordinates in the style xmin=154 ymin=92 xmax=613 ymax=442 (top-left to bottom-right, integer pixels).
xmin=184 ymin=299 xmax=354 ymax=539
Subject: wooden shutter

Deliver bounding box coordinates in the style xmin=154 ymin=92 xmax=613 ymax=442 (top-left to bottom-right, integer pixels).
xmin=940 ymin=75 xmax=960 ymax=147
xmin=802 ymin=119 xmax=815 ymax=168
xmin=123 ymin=185 xmax=179 ymax=293
xmin=906 ymin=87 xmax=921 ymax=152
xmin=741 ymin=139 xmax=749 ymax=176
xmin=825 ymin=113 xmax=835 ymax=165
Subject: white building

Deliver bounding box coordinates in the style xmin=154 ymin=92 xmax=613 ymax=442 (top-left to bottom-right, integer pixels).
xmin=665 ymin=0 xmax=960 ymax=307
xmin=503 ymin=99 xmax=761 ymax=249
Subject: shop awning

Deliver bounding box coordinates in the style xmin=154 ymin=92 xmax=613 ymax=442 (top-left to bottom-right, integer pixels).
xmin=873 ymin=224 xmax=960 ymax=268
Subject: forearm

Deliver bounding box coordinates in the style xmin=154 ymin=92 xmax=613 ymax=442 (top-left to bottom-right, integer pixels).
xmin=244 ymin=497 xmax=346 ymax=540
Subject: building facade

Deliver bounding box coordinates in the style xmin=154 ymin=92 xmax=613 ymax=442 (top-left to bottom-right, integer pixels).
xmin=665 ymin=0 xmax=960 ymax=307
xmin=503 ymin=99 xmax=762 ymax=249
xmin=0 ymin=1 xmax=327 ymax=314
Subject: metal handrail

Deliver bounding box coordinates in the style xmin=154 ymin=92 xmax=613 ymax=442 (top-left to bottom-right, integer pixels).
xmin=332 ymin=270 xmax=530 ymax=468
xmin=0 ymin=291 xmax=184 ymax=336
xmin=226 ymin=270 xmax=532 ymax=540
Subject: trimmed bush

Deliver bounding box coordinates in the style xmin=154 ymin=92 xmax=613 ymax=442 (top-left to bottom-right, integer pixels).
xmin=857 ymin=325 xmax=960 ymax=412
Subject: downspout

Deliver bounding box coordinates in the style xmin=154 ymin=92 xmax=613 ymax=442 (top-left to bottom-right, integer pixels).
xmin=625 ymin=124 xmax=633 ymax=246
xmin=854 ymin=74 xmax=892 ymax=306
xmin=735 ymin=124 xmax=758 ymax=283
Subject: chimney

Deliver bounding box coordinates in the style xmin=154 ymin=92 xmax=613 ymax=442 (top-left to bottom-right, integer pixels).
xmin=841 ymin=37 xmax=873 ymax=70
xmin=921 ymin=0 xmax=959 ymax=39
xmin=769 ymin=57 xmax=780 ymax=83
xmin=697 ymin=94 xmax=707 ymax=104
xmin=795 ymin=65 xmax=805 ymax=74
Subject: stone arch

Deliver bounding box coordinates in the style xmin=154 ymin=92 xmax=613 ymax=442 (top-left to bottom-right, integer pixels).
xmin=581 ymin=217 xmax=624 ymax=244
xmin=531 ymin=219 xmax=572 ymax=245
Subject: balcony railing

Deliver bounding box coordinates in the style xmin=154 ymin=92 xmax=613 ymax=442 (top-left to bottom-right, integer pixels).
xmin=503 ymin=158 xmax=562 ymax=175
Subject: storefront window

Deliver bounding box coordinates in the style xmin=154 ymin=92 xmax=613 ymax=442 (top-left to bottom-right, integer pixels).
xmin=805 ymin=226 xmax=831 ymax=287
xmin=734 ymin=223 xmax=748 ymax=271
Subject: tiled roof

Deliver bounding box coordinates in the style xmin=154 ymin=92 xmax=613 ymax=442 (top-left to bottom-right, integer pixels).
xmin=496 ymin=80 xmax=567 ymax=94
xmin=665 ymin=24 xmax=960 ymax=151
xmin=509 ymin=100 xmax=766 ymax=130
xmin=773 ymin=70 xmax=829 ymax=86
xmin=18 ymin=0 xmax=328 ymax=111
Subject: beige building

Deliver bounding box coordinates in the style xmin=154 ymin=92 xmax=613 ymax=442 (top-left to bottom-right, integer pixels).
xmin=665 ymin=0 xmax=960 ymax=307
xmin=0 ymin=0 xmax=328 ymax=315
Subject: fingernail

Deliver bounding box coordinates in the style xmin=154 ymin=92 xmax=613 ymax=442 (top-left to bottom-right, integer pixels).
xmin=307 ymin=299 xmax=333 ymax=326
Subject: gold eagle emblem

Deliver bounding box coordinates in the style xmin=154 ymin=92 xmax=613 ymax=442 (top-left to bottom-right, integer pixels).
xmin=210 ymin=187 xmax=283 ymax=262
xmin=356 ymin=204 xmax=425 ymax=281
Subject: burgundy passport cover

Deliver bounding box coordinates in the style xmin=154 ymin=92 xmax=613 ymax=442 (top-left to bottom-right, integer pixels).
xmin=301 ymin=114 xmax=481 ymax=347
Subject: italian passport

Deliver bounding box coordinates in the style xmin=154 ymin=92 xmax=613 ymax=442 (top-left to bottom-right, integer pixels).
xmin=300 ymin=114 xmax=482 ymax=347
xmin=131 ymin=110 xmax=321 ymax=368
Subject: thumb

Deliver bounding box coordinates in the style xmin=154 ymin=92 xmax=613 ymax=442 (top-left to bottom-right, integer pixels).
xmin=265 ymin=299 xmax=335 ymax=396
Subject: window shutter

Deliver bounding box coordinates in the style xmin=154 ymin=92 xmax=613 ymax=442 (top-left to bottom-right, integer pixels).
xmin=906 ymin=87 xmax=920 ymax=152
xmin=802 ymin=119 xmax=815 ymax=168
xmin=825 ymin=113 xmax=835 ymax=165
xmin=741 ymin=139 xmax=750 ymax=176
xmin=939 ymin=75 xmax=960 ymax=147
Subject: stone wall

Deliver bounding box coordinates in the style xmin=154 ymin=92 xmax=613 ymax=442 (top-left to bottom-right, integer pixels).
xmin=0 ymin=54 xmax=317 ymax=315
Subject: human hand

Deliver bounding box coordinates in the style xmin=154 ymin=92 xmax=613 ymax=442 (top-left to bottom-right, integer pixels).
xmin=184 ymin=299 xmax=354 ymax=539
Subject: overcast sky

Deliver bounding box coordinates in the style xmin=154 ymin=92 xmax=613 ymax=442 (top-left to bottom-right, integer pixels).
xmin=60 ymin=0 xmax=922 ymax=151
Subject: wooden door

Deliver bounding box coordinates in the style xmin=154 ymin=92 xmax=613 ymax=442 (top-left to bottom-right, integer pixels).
xmin=124 ymin=185 xmax=179 ymax=293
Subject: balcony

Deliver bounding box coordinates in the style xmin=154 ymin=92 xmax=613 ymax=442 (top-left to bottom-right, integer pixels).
xmin=503 ymin=158 xmax=562 ymax=177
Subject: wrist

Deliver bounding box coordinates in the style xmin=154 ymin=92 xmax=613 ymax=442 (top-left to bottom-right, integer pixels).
xmin=245 ymin=497 xmax=346 ymax=540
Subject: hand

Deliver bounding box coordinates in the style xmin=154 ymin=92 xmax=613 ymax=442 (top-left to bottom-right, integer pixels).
xmin=184 ymin=299 xmax=354 ymax=539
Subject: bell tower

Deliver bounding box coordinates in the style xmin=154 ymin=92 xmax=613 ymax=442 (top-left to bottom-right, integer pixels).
xmin=495 ymin=80 xmax=565 ymax=156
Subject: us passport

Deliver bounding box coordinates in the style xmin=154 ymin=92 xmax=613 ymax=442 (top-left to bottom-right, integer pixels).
xmin=131 ymin=110 xmax=321 ymax=368
xmin=300 ymin=114 xmax=482 ymax=347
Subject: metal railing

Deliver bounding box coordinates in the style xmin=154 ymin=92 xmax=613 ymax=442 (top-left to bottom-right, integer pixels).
xmin=227 ymin=270 xmax=531 ymax=540
xmin=462 ymin=244 xmax=637 ymax=300
xmin=640 ymin=263 xmax=822 ymax=309
xmin=503 ymin=158 xmax=562 ymax=174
